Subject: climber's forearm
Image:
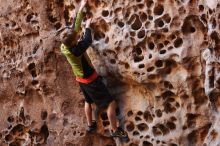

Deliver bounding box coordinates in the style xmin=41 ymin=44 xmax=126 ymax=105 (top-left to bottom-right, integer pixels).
xmin=74 ymin=12 xmax=83 ymax=32
xmin=74 ymin=0 xmax=87 ymax=32
xmin=79 ymin=5 xmax=84 ymax=12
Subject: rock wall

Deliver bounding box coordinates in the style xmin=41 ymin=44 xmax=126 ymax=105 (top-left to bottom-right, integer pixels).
xmin=0 ymin=0 xmax=220 ymax=146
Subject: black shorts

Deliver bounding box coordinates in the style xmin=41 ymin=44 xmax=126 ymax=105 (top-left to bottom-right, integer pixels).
xmin=79 ymin=76 xmax=115 ymax=108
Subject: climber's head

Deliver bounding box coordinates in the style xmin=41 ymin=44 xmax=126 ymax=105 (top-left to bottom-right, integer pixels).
xmin=60 ymin=28 xmax=79 ymax=48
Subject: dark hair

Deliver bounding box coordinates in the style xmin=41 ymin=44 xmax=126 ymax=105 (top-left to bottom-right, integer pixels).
xmin=60 ymin=28 xmax=78 ymax=47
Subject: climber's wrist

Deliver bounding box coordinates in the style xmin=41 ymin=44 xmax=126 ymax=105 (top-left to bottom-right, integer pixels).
xmin=79 ymin=6 xmax=83 ymax=12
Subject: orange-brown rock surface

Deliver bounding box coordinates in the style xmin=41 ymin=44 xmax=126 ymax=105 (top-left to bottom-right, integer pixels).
xmin=1 ymin=0 xmax=220 ymax=146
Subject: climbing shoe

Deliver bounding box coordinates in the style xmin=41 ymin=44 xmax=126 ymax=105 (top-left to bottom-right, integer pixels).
xmin=87 ymin=120 xmax=97 ymax=133
xmin=111 ymin=127 xmax=128 ymax=139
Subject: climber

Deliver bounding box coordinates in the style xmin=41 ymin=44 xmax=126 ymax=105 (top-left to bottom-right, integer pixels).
xmin=60 ymin=0 xmax=128 ymax=139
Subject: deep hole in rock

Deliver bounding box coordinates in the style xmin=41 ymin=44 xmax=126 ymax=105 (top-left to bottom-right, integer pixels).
xmin=110 ymin=59 xmax=116 ymax=64
xmin=174 ymin=38 xmax=183 ymax=48
xmin=99 ymin=19 xmax=110 ymax=32
xmin=127 ymin=110 xmax=133 ymax=117
xmin=125 ymin=63 xmax=130 ymax=69
xmin=6 ymin=50 xmax=10 ymax=55
xmin=163 ymin=14 xmax=171 ymax=23
xmin=155 ymin=60 xmax=163 ymax=68
xmin=154 ymin=4 xmax=164 ymax=16
xmin=147 ymin=66 xmax=154 ymax=72
xmin=190 ymin=27 xmax=196 ymax=33
xmin=31 ymin=20 xmax=38 ymax=24
xmin=135 ymin=116 xmax=142 ymax=121
xmin=126 ymin=121 xmax=135 ymax=132
xmin=148 ymin=74 xmax=158 ymax=80
xmin=158 ymin=43 xmax=164 ymax=49
xmin=178 ymin=6 xmax=186 ymax=15
xmin=64 ymin=8 xmax=69 ymax=22
xmin=131 ymin=15 xmax=142 ymax=30
xmin=156 ymin=34 xmax=162 ymax=39
xmin=133 ymin=47 xmax=142 ymax=55
xmin=48 ymin=15 xmax=57 ymax=23
xmin=114 ymin=7 xmax=122 ymax=14
xmin=32 ymin=80 xmax=39 ymax=85
xmin=210 ymin=31 xmax=220 ymax=44
xmin=55 ymin=22 xmax=62 ymax=30
xmin=118 ymin=21 xmax=124 ymax=28
xmin=193 ymin=88 xmax=208 ymax=106
xmin=39 ymin=123 xmax=49 ymax=143
xmin=26 ymin=13 xmax=33 ymax=22
xmin=144 ymin=111 xmax=153 ymax=123
xmin=168 ymin=46 xmax=173 ymax=50
xmin=105 ymin=37 xmax=109 ymax=43
xmin=138 ymin=30 xmax=145 ymax=39
xmin=138 ymin=64 xmax=145 ymax=69
xmin=164 ymin=81 xmax=174 ymax=89
xmin=155 ymin=19 xmax=164 ymax=27
xmin=130 ymin=31 xmax=136 ymax=37
xmin=160 ymin=50 xmax=166 ymax=54
xmin=164 ymin=40 xmax=170 ymax=46
xmin=143 ymin=141 xmax=153 ymax=146
xmin=148 ymin=15 xmax=153 ymax=20
xmin=148 ymin=42 xmax=155 ymax=50
xmin=186 ymin=127 xmax=200 ymax=144
xmin=165 ymin=59 xmax=177 ymax=68
xmin=128 ymin=14 xmax=136 ymax=25
xmin=182 ymin=15 xmax=206 ymax=34
xmin=116 ymin=107 xmax=120 ymax=116
xmin=103 ymin=121 xmax=110 ymax=127
xmin=201 ymin=14 xmax=207 ymax=24
xmin=101 ymin=112 xmax=108 ymax=120
xmin=11 ymin=124 xmax=25 ymax=135
xmin=157 ymin=124 xmax=170 ymax=135
xmin=137 ymin=123 xmax=149 ymax=131
xmin=5 ymin=134 xmax=13 ymax=142
xmin=149 ymin=54 xmax=152 ymax=59
xmin=31 ymin=70 xmax=37 ymax=78
xmin=5 ymin=23 xmax=9 ymax=27
xmin=28 ymin=63 xmax=35 ymax=71
xmin=41 ymin=111 xmax=48 ymax=120
xmin=7 ymin=116 xmax=14 ymax=123
xmin=102 ymin=10 xmax=109 ymax=17
xmin=166 ymin=121 xmax=176 ymax=130
xmin=199 ymin=5 xmax=204 ymax=11
xmin=134 ymin=55 xmax=144 ymax=63
xmin=138 ymin=4 xmax=145 ymax=9
xmin=140 ymin=12 xmax=148 ymax=21
xmin=152 ymin=126 xmax=162 ymax=136
xmin=155 ymin=109 xmax=162 ymax=117
xmin=158 ymin=20 xmax=164 ymax=27
xmin=147 ymin=0 xmax=154 ymax=8
xmin=164 ymin=102 xmax=176 ymax=113
xmin=209 ymin=9 xmax=213 ymax=15
xmin=137 ymin=111 xmax=143 ymax=115
xmin=8 ymin=125 xmax=12 ymax=130
xmin=161 ymin=90 xmax=175 ymax=99
xmin=145 ymin=135 xmax=150 ymax=139
xmin=133 ymin=131 xmax=140 ymax=136
xmin=94 ymin=31 xmax=105 ymax=41
xmin=15 ymin=28 xmax=22 ymax=32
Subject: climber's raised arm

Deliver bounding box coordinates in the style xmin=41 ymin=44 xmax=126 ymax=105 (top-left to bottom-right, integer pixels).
xmin=70 ymin=18 xmax=92 ymax=57
xmin=74 ymin=0 xmax=88 ymax=32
